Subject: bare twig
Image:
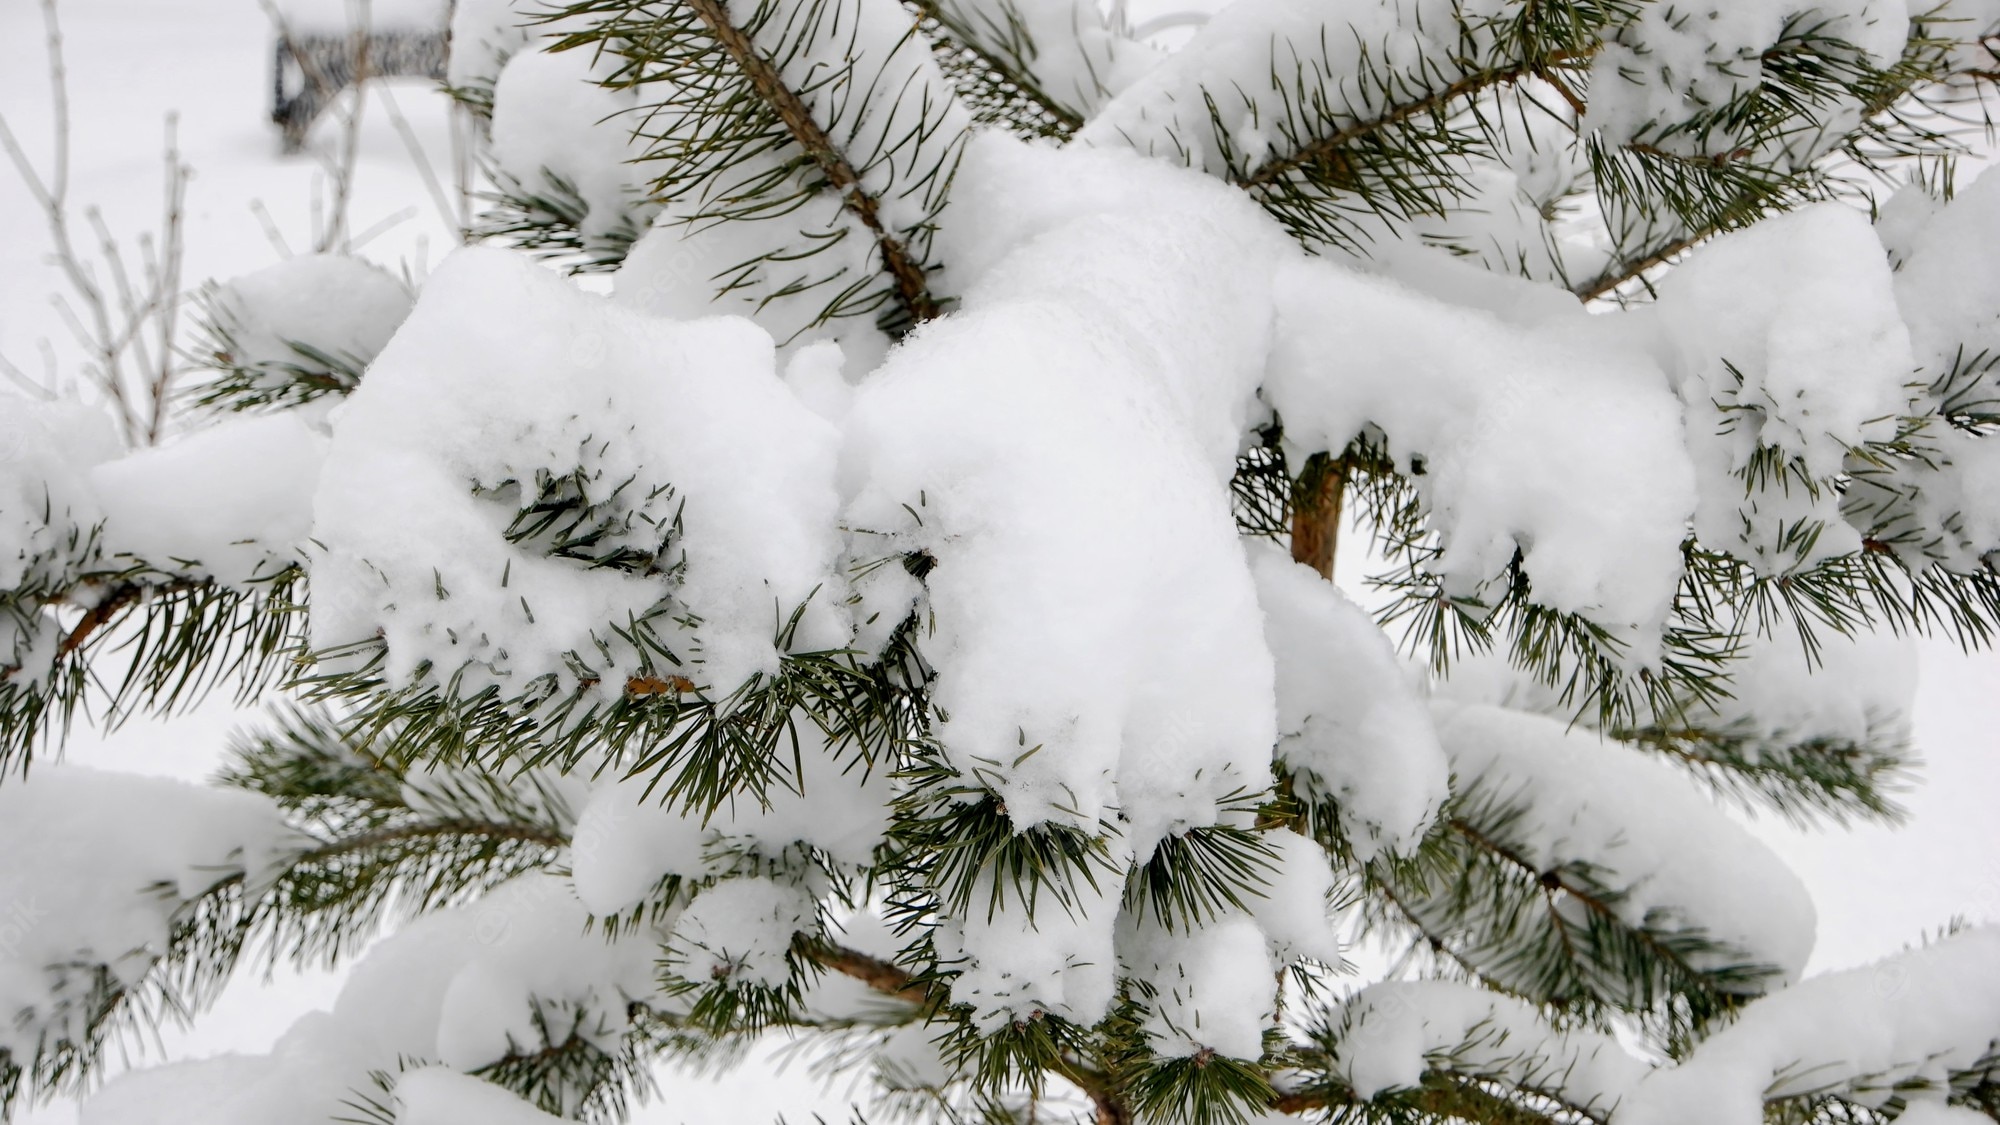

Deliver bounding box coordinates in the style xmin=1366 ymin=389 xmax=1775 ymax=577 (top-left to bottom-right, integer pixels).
xmin=320 ymin=0 xmax=374 ymax=251
xmin=0 ymin=0 xmax=192 ymax=446
xmin=372 ymin=81 xmax=465 ymax=242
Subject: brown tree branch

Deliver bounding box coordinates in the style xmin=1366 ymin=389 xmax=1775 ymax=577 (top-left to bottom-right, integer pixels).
xmin=1290 ymin=452 xmax=1348 ymax=579
xmin=793 ymin=934 xmax=933 ymax=1006
xmin=682 ymin=0 xmax=942 ymax=325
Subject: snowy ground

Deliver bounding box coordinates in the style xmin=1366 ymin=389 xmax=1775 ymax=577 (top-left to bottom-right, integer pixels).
xmin=1 ymin=1 xmax=1996 ymax=1122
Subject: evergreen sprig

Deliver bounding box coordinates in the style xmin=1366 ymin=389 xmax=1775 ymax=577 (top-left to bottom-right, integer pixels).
xmin=546 ymin=0 xmax=965 ymax=336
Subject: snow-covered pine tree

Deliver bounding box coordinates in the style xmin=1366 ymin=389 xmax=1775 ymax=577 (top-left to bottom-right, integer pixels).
xmin=4 ymin=0 xmax=2000 ymax=1121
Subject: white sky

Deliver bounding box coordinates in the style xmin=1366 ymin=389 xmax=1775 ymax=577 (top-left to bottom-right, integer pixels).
xmin=1 ymin=1 xmax=1995 ymax=1121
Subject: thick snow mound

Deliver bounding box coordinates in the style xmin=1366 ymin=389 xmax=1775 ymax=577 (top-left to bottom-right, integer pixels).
xmin=310 ymin=246 xmax=847 ymax=698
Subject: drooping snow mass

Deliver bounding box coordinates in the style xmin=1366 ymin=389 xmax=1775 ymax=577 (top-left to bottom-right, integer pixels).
xmin=1432 ymin=703 xmax=1819 ymax=991
xmin=1075 ymin=0 xmax=1511 ymax=175
xmin=205 ymin=254 xmax=415 ymax=388
xmin=1327 ymin=979 xmax=1647 ymax=1108
xmin=1690 ymin=625 xmax=1918 ymax=753
xmin=1265 ymin=257 xmax=1696 ymax=646
xmin=842 ymin=135 xmax=1283 ymax=855
xmin=83 ymin=874 xmax=664 ymax=1125
xmin=933 ymin=835 xmax=1128 ymax=1033
xmin=0 ymin=402 xmax=118 ymax=594
xmin=1617 ymin=926 xmax=2000 ymax=1124
xmin=309 ymin=246 xmax=848 ymax=698
xmin=1325 ymin=928 xmax=2000 ymax=1122
xmin=0 ymin=402 xmax=117 ymax=687
xmin=1851 ymin=426 xmax=2000 ymax=572
xmin=1886 ymin=166 xmax=2000 ymax=370
xmin=91 ymin=413 xmax=328 ymax=587
xmin=1649 ymin=204 xmax=1916 ymax=573
xmin=667 ymin=876 xmax=817 ymax=987
xmin=1247 ymin=829 xmax=1344 ymax=968
xmin=489 ymin=46 xmax=659 ymax=255
xmin=17 ymin=0 xmax=2000 ymax=1117
xmin=1847 ymin=166 xmax=2000 ymax=572
xmin=0 ymin=768 xmax=295 ymax=1066
xmin=446 ymin=0 xmax=541 ymax=95
xmin=1250 ymin=547 xmax=1446 ymax=860
xmin=1120 ymin=912 xmax=1276 ymax=1059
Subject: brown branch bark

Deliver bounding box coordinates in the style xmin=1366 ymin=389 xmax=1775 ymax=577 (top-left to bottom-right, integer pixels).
xmin=1570 ymin=227 xmax=1713 ymax=301
xmin=1290 ymin=452 xmax=1348 ymax=579
xmin=53 ymin=579 xmax=202 ymax=658
xmin=794 ymin=935 xmax=933 ymax=1006
xmin=682 ymin=0 xmax=941 ymax=325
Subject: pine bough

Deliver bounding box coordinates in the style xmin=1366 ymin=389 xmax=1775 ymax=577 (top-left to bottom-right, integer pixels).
xmin=4 ymin=0 xmax=2000 ymax=1122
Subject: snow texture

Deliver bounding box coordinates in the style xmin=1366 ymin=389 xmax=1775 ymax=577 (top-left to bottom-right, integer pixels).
xmin=844 ymin=133 xmax=1286 ymax=853
xmin=309 ymin=245 xmax=848 ymax=699
xmin=1692 ymin=625 xmax=1917 ymax=754
xmin=0 ymin=768 xmax=294 ymax=1064
xmin=1330 ymin=979 xmax=1646 ymax=1108
xmin=1587 ymin=0 xmax=1910 ymax=153
xmin=1077 ymin=0 xmax=1515 ymax=175
xmin=1251 ymin=546 xmax=1446 ymax=860
xmin=488 ymin=46 xmax=659 ymax=256
xmin=1266 ymin=257 xmax=1695 ymax=648
xmin=667 ymin=876 xmax=816 ymax=987
xmin=92 ymin=413 xmax=328 ymax=587
xmin=570 ymin=718 xmax=891 ymax=917
xmin=934 ymin=837 xmax=1127 ymax=1033
xmin=1434 ymin=703 xmax=1819 ymax=991
xmin=205 ymin=254 xmax=413 ymax=387
xmin=612 ymin=0 xmax=964 ymax=356
xmin=446 ymin=0 xmax=541 ymax=94
xmin=930 ymin=0 xmax=1159 ymax=119
xmin=1650 ymin=204 xmax=1915 ymax=572
xmin=1617 ymin=926 xmax=2000 ymax=1123
xmin=1854 ymin=167 xmax=2000 ymax=572
xmin=1119 ymin=912 xmax=1276 ymax=1058
xmin=0 ymin=401 xmax=117 ymax=686
xmin=395 ymin=1068 xmax=567 ymax=1125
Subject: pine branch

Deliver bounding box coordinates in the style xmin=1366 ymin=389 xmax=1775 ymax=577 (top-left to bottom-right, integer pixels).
xmin=1268 ymin=1072 xmax=1569 ymax=1125
xmin=1617 ymin=718 xmax=1911 ymax=827
xmin=1234 ymin=58 xmax=1549 ymax=194
xmin=678 ymin=0 xmax=938 ymax=324
xmin=795 ymin=934 xmax=932 ymax=1006
xmin=902 ymin=0 xmax=1085 ymax=136
xmin=3 ymin=568 xmax=303 ymax=774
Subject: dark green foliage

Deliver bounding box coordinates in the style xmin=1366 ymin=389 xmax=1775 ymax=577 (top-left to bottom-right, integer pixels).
xmin=1124 ymin=816 xmax=1277 ymax=933
xmin=10 ymin=1 xmax=2000 ymax=1122
xmin=902 ymin=0 xmax=1087 ymax=137
xmin=190 ymin=310 xmax=371 ymax=414
xmin=473 ymin=166 xmax=653 ymax=274
xmin=546 ymin=0 xmax=961 ymax=336
xmin=0 ymin=567 xmax=304 ymax=776
xmin=1354 ymin=788 xmax=1778 ymax=1044
xmin=1618 ymin=712 xmax=1913 ymax=826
